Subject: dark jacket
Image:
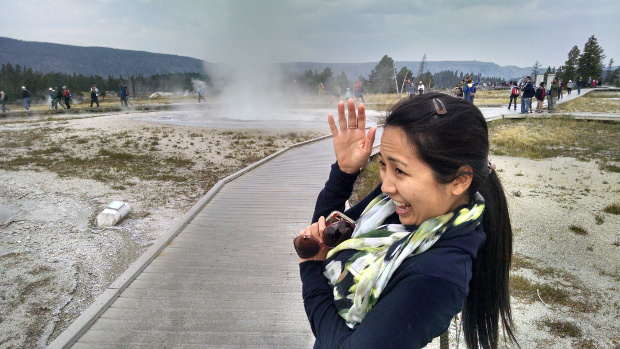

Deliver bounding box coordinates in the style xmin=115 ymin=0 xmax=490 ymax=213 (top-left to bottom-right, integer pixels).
xmin=54 ymin=89 xmax=63 ymax=99
xmin=301 ymin=162 xmax=486 ymax=348
xmin=521 ymin=81 xmax=535 ymax=98
xmin=21 ymin=89 xmax=30 ymax=99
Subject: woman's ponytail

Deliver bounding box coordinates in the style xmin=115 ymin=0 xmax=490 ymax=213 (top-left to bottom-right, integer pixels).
xmin=462 ymin=169 xmax=518 ymax=349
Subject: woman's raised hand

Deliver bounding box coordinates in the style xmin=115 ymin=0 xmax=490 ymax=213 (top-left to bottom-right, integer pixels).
xmin=328 ymin=99 xmax=377 ymax=174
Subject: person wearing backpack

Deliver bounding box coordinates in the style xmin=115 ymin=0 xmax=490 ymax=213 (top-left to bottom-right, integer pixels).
xmin=534 ymin=82 xmax=547 ymax=113
xmin=508 ymin=81 xmax=519 ymax=110
xmin=1 ymin=90 xmax=10 ymax=112
xmin=21 ymin=86 xmax=31 ymax=111
xmin=63 ymin=86 xmax=72 ymax=109
xmin=120 ymin=83 xmax=129 ymax=107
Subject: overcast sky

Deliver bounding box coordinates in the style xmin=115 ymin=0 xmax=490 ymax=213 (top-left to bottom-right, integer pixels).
xmin=1 ymin=0 xmax=618 ymax=69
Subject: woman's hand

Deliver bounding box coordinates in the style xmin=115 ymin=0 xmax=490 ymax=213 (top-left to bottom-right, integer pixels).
xmin=298 ymin=216 xmax=329 ymax=262
xmin=328 ymin=99 xmax=377 ymax=174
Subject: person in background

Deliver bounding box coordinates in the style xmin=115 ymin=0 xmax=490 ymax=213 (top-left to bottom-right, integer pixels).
xmin=0 ymin=90 xmax=10 ymax=112
xmin=557 ymin=79 xmax=563 ymax=100
xmin=417 ymin=81 xmax=425 ymax=95
xmin=464 ymin=76 xmax=480 ymax=103
xmin=296 ymin=95 xmax=518 ymax=348
xmin=120 ymin=83 xmax=129 ymax=106
xmin=520 ymin=76 xmax=534 ymax=114
xmin=453 ymin=82 xmax=463 ymax=98
xmin=90 ymin=85 xmax=100 ymax=108
xmin=408 ymin=79 xmax=416 ymax=99
xmin=21 ymin=86 xmax=31 ymax=111
xmin=318 ymin=83 xmax=325 ymax=102
xmin=197 ymin=84 xmax=204 ymax=103
xmin=566 ymin=80 xmax=574 ymax=95
xmin=577 ymin=77 xmax=584 ymax=95
xmin=49 ymin=87 xmax=54 ymax=109
xmin=63 ymin=86 xmax=72 ymax=109
xmin=508 ymin=81 xmax=519 ymax=111
xmin=534 ymin=82 xmax=547 ymax=113
xmin=353 ymin=79 xmax=365 ymax=103
xmin=548 ymin=77 xmax=559 ymax=113
xmin=345 ymin=87 xmax=351 ymax=101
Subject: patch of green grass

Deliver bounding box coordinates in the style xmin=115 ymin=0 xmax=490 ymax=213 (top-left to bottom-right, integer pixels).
xmin=349 ymin=158 xmax=382 ymax=206
xmin=594 ymin=214 xmax=604 ymax=225
xmin=603 ymin=202 xmax=620 ymax=215
xmin=569 ymin=224 xmax=588 ymax=235
xmin=539 ymin=318 xmax=582 ymax=338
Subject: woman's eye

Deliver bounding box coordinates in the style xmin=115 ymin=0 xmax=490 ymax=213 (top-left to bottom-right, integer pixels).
xmin=395 ymin=168 xmax=404 ymax=174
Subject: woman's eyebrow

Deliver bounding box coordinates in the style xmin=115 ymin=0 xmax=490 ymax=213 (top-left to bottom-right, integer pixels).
xmin=379 ymin=153 xmax=408 ymax=167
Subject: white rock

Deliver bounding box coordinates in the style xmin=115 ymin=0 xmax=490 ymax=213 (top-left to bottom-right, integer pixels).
xmin=96 ymin=201 xmax=131 ymax=227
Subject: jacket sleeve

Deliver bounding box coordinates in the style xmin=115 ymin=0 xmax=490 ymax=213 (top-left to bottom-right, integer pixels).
xmin=300 ymin=261 xmax=465 ymax=348
xmin=312 ymin=162 xmax=384 ymax=223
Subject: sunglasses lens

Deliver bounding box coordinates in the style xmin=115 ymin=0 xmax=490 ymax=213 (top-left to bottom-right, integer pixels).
xmin=293 ymin=235 xmax=320 ymax=258
xmin=323 ymin=220 xmax=354 ymax=247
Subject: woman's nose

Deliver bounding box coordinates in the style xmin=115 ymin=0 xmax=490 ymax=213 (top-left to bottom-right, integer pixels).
xmin=381 ymin=173 xmax=396 ymax=194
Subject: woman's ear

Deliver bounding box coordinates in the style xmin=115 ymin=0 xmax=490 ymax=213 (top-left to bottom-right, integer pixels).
xmin=451 ymin=166 xmax=473 ymax=196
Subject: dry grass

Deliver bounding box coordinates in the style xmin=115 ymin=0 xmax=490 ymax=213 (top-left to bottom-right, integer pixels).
xmin=558 ymin=91 xmax=620 ymax=113
xmin=488 ymin=117 xmax=620 ymax=170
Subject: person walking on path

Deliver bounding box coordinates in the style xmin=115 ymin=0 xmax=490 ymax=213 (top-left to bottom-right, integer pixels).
xmin=63 ymin=86 xmax=72 ymax=109
xmin=318 ymin=83 xmax=325 ymax=102
xmin=508 ymin=81 xmax=519 ymax=110
xmin=353 ymin=79 xmax=365 ymax=103
xmin=558 ymin=79 xmax=564 ymax=100
xmin=417 ymin=81 xmax=425 ymax=95
xmin=295 ymin=95 xmax=518 ymax=349
xmin=408 ymin=79 xmax=416 ymax=99
xmin=197 ymin=84 xmax=204 ymax=103
xmin=90 ymin=85 xmax=100 ymax=108
xmin=120 ymin=83 xmax=129 ymax=106
xmin=56 ymin=87 xmax=67 ymax=109
xmin=577 ymin=77 xmax=584 ymax=95
xmin=566 ymin=80 xmax=574 ymax=95
xmin=21 ymin=86 xmax=31 ymax=111
xmin=464 ymin=76 xmax=480 ymax=103
xmin=534 ymin=82 xmax=547 ymax=113
xmin=520 ymin=76 xmax=535 ymax=114
xmin=345 ymin=87 xmax=351 ymax=101
xmin=548 ymin=78 xmax=559 ymax=113
xmin=1 ymin=90 xmax=10 ymax=112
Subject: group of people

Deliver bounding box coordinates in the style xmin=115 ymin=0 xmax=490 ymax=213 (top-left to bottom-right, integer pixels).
xmin=319 ymin=79 xmax=366 ymax=104
xmin=47 ymin=86 xmax=73 ymax=110
xmin=406 ymin=79 xmax=426 ymax=98
xmin=452 ymin=76 xmax=481 ymax=103
xmin=0 ymin=83 xmax=132 ymax=113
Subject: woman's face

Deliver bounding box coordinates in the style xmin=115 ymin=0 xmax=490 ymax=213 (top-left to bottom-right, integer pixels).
xmin=379 ymin=127 xmax=468 ymax=226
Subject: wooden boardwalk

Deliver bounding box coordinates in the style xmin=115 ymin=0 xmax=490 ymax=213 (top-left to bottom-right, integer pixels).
xmin=49 ymin=131 xmax=382 ymax=348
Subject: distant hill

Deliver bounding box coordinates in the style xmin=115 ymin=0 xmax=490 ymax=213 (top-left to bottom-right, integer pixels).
xmin=280 ymin=61 xmax=531 ymax=81
xmin=1 ymin=37 xmax=531 ymax=80
xmin=0 ymin=37 xmax=213 ymax=77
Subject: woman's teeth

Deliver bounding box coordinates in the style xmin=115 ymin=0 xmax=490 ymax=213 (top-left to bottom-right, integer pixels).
xmin=393 ymin=199 xmax=410 ymax=208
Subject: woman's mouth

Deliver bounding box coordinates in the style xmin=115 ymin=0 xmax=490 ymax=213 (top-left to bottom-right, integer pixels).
xmin=392 ymin=199 xmax=412 ymax=215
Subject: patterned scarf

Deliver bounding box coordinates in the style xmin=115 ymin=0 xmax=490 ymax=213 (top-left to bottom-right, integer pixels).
xmin=323 ymin=192 xmax=485 ymax=328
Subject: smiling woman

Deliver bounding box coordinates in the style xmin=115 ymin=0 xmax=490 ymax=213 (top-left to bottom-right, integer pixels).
xmin=295 ymin=94 xmax=518 ymax=349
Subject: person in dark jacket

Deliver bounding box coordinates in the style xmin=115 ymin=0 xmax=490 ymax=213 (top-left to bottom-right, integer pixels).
xmin=520 ymin=76 xmax=535 ymax=114
xmin=90 ymin=85 xmax=100 ymax=108
xmin=296 ymin=95 xmax=518 ymax=349
xmin=63 ymin=86 xmax=72 ymax=109
xmin=21 ymin=86 xmax=31 ymax=111
xmin=120 ymin=83 xmax=129 ymax=107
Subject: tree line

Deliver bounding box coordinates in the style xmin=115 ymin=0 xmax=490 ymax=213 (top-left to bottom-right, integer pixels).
xmin=288 ymin=55 xmax=505 ymax=97
xmin=530 ymin=35 xmax=617 ymax=86
xmin=0 ymin=62 xmax=211 ymax=100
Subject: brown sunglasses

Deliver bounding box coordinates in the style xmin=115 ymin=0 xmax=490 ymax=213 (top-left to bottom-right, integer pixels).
xmin=293 ymin=219 xmax=355 ymax=258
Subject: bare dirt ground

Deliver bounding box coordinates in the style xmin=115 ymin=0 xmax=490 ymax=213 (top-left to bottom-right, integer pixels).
xmin=0 ymin=111 xmax=321 ymax=348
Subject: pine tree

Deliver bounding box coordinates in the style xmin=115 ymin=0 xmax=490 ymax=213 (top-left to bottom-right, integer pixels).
xmin=604 ymin=58 xmax=614 ymax=84
xmin=367 ymin=55 xmax=396 ymax=94
xmin=562 ymin=45 xmax=580 ymax=82
xmin=578 ymin=35 xmax=605 ymax=83
xmin=531 ymin=61 xmax=542 ymax=78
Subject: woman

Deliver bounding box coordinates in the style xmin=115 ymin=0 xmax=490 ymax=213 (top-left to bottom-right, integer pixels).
xmin=535 ymin=82 xmax=546 ymax=113
xmin=296 ymin=94 xmax=518 ymax=348
xmin=566 ymin=80 xmax=574 ymax=95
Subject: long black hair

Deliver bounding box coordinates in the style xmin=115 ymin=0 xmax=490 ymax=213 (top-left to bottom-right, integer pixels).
xmin=385 ymin=92 xmax=518 ymax=349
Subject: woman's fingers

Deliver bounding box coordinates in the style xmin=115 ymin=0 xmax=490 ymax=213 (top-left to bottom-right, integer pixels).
xmin=347 ymin=99 xmax=357 ymax=128
xmin=357 ymin=103 xmax=366 ymax=130
xmin=328 ymin=113 xmax=339 ymax=137
xmin=337 ymin=100 xmax=347 ymax=131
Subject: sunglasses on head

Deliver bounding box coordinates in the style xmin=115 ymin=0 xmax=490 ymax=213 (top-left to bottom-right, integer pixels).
xmin=293 ymin=212 xmax=355 ymax=259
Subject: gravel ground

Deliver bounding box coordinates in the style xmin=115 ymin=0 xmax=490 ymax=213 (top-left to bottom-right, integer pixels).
xmin=0 ymin=111 xmax=618 ymax=348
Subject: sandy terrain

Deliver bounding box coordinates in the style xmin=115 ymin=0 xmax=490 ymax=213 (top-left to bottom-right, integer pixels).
xmin=1 ymin=109 xmax=618 ymax=348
